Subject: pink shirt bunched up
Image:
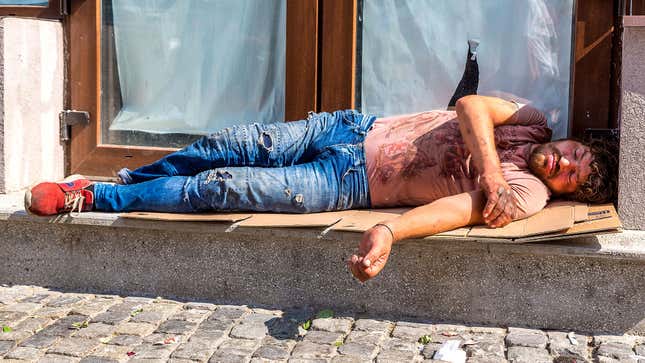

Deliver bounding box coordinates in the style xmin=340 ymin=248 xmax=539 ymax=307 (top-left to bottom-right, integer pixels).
xmin=364 ymin=104 xmax=553 ymax=220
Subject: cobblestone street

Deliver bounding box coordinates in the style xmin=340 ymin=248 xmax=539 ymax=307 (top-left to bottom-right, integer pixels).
xmin=0 ymin=285 xmax=643 ymax=363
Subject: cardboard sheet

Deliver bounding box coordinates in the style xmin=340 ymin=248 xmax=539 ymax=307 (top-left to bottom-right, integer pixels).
xmin=120 ymin=211 xmax=252 ymax=222
xmin=329 ymin=210 xmax=470 ymax=237
xmin=119 ymin=201 xmax=621 ymax=243
xmin=468 ymin=204 xmax=574 ymax=238
xmin=516 ymin=203 xmax=622 ymax=242
xmin=330 ymin=210 xmax=407 ymax=233
xmin=236 ymin=211 xmax=346 ymax=228
xmin=548 ymin=200 xmax=589 ymax=222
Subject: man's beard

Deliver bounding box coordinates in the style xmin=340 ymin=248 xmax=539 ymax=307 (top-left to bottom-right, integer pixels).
xmin=528 ymin=143 xmax=561 ymax=181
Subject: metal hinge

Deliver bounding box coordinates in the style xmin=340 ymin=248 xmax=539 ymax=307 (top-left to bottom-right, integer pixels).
xmin=59 ymin=110 xmax=90 ymax=142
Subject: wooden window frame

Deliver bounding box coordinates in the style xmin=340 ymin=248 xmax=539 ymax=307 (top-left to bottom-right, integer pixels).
xmin=0 ymin=0 xmax=63 ymax=19
xmin=18 ymin=0 xmax=628 ymax=176
xmin=68 ymin=0 xmax=319 ymax=177
xmin=326 ymin=0 xmax=622 ymax=139
xmin=320 ymin=0 xmax=357 ymax=112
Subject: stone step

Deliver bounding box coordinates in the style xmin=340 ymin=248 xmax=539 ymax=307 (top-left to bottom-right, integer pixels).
xmin=1 ymin=193 xmax=644 ymax=334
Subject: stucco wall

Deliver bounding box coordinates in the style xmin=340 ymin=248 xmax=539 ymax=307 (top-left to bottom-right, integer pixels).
xmin=0 ymin=17 xmax=64 ymax=193
xmin=619 ymin=22 xmax=645 ymax=230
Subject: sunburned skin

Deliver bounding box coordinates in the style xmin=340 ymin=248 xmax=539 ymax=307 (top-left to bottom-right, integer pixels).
xmin=363 ymin=105 xmax=552 ymax=209
xmin=372 ymin=143 xmax=407 ymax=184
xmin=528 ymin=140 xmax=593 ymax=195
xmin=405 ymin=122 xmax=475 ymax=180
xmin=373 ymin=121 xmax=474 ymax=184
xmin=351 ymin=97 xmax=561 ymax=283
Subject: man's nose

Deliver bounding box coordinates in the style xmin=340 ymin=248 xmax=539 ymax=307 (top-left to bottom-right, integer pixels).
xmin=559 ymin=156 xmax=571 ymax=169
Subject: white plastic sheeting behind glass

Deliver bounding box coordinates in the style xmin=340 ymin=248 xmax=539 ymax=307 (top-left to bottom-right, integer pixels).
xmin=108 ymin=0 xmax=286 ymax=135
xmin=0 ymin=0 xmax=47 ymax=4
xmin=361 ymin=0 xmax=574 ymax=139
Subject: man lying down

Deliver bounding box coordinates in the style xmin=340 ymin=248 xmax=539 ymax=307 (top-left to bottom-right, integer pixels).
xmin=25 ymin=95 xmax=618 ymax=282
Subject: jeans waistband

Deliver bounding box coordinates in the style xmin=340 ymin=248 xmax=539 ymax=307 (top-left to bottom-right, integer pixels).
xmin=308 ymin=109 xmax=377 ymax=136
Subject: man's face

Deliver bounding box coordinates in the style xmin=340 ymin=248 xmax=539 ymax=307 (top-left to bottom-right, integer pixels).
xmin=528 ymin=140 xmax=593 ymax=195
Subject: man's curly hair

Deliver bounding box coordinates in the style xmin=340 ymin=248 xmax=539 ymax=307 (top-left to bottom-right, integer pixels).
xmin=570 ymin=138 xmax=619 ymax=204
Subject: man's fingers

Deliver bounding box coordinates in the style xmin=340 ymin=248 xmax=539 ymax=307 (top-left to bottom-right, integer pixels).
xmin=484 ymin=186 xmax=510 ymax=219
xmin=348 ymin=255 xmax=371 ymax=282
xmin=503 ymin=200 xmax=516 ymax=220
xmin=349 ymin=255 xmax=380 ymax=282
xmin=490 ymin=199 xmax=514 ymax=227
xmin=483 ymin=192 xmax=499 ymax=217
xmin=365 ymin=260 xmax=385 ymax=278
xmin=355 ymin=265 xmax=370 ymax=282
xmin=348 ymin=259 xmax=364 ymax=281
xmin=486 ymin=197 xmax=506 ymax=222
xmin=362 ymin=245 xmax=382 ymax=268
xmin=347 ymin=255 xmax=359 ymax=270
xmin=490 ymin=214 xmax=511 ymax=228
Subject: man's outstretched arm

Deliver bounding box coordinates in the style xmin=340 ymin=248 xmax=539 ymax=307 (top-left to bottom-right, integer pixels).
xmin=455 ymin=95 xmax=523 ymax=227
xmin=348 ymin=190 xmax=486 ymax=282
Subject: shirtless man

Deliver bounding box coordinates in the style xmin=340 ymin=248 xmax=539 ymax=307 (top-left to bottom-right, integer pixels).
xmin=24 ymin=96 xmax=618 ymax=282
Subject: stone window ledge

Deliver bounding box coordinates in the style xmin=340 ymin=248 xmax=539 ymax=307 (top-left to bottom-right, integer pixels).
xmin=3 ymin=191 xmax=644 ymax=261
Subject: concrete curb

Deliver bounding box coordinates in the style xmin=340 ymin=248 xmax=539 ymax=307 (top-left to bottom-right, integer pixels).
xmin=2 ymin=193 xmax=644 ymax=333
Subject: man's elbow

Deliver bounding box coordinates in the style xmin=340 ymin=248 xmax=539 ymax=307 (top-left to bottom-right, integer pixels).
xmin=455 ymin=95 xmax=482 ymax=114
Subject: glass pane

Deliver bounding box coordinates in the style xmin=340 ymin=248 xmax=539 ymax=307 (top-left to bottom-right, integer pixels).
xmin=101 ymin=0 xmax=286 ymax=148
xmin=0 ymin=0 xmax=48 ymax=5
xmin=358 ymin=0 xmax=574 ymax=139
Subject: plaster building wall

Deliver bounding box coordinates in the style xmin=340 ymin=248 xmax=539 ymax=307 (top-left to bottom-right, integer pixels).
xmin=619 ymin=19 xmax=645 ymax=230
xmin=0 ymin=17 xmax=64 ymax=193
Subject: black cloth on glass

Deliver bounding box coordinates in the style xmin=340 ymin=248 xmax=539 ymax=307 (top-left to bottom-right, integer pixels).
xmin=448 ymin=40 xmax=480 ymax=108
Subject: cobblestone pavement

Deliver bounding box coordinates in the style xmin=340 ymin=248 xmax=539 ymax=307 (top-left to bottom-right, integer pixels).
xmin=0 ymin=285 xmax=643 ymax=363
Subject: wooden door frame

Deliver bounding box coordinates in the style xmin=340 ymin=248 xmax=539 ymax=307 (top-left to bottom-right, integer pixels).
xmin=320 ymin=0 xmax=357 ymax=111
xmin=68 ymin=0 xmax=319 ymax=177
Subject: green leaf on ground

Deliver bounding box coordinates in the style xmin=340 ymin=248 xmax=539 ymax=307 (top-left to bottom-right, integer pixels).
xmin=2 ymin=326 xmax=12 ymax=333
xmin=71 ymin=321 xmax=89 ymax=330
xmin=130 ymin=308 xmax=144 ymax=317
xmin=418 ymin=334 xmax=432 ymax=344
xmin=316 ymin=309 xmax=334 ymax=319
xmin=99 ymin=337 xmax=111 ymax=344
xmin=301 ymin=320 xmax=312 ymax=330
xmin=334 ymin=341 xmax=344 ymax=347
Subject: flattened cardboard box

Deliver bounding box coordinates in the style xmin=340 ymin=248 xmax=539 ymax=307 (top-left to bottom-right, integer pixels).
xmin=121 ymin=201 xmax=622 ymax=243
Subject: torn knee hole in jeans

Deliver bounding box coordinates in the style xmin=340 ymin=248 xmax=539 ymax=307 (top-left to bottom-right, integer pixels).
xmin=285 ymin=188 xmax=304 ymax=206
xmin=258 ymin=132 xmax=274 ymax=151
xmin=204 ymin=170 xmax=233 ymax=184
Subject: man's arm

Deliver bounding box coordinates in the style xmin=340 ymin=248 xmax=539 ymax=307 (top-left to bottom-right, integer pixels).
xmin=348 ymin=96 xmax=533 ymax=282
xmin=348 ymin=190 xmax=485 ymax=282
xmin=455 ymin=95 xmax=522 ymax=228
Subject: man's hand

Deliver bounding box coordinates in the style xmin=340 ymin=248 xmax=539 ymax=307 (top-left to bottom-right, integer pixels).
xmin=347 ymin=224 xmax=393 ymax=282
xmin=480 ymin=172 xmax=518 ymax=228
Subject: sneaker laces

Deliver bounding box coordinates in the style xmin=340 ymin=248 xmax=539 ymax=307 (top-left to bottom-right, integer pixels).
xmin=64 ymin=190 xmax=86 ymax=217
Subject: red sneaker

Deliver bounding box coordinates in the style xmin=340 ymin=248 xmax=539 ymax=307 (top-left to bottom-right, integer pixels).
xmin=24 ymin=175 xmax=94 ymax=216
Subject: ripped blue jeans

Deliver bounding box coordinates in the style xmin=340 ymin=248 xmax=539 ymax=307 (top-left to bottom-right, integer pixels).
xmin=93 ymin=110 xmax=376 ymax=213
